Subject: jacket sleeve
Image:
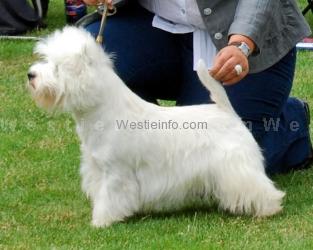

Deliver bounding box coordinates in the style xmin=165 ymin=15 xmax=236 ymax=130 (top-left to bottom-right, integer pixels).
xmin=228 ymin=0 xmax=279 ymax=52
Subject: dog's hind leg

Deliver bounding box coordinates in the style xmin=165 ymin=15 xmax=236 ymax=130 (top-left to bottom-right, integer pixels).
xmin=91 ymin=169 xmax=140 ymax=227
xmin=209 ymin=154 xmax=285 ymax=217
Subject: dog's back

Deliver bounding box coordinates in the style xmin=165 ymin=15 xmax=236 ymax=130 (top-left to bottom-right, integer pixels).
xmin=196 ymin=60 xmax=236 ymax=115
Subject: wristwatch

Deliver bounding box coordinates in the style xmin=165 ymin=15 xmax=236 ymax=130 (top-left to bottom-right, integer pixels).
xmin=228 ymin=41 xmax=252 ymax=58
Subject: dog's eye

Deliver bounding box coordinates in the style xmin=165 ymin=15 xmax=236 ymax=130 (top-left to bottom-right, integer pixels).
xmin=54 ymin=65 xmax=59 ymax=76
xmin=40 ymin=59 xmax=49 ymax=64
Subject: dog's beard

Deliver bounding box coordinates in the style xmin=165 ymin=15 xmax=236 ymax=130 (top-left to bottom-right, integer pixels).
xmin=28 ymin=83 xmax=63 ymax=110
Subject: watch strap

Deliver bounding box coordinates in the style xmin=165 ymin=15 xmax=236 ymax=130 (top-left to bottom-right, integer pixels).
xmin=228 ymin=41 xmax=252 ymax=57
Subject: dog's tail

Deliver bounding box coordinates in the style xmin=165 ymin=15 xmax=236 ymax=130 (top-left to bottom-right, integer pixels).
xmin=196 ymin=59 xmax=236 ymax=114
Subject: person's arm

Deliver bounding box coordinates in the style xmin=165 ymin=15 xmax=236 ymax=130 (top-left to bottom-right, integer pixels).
xmin=210 ymin=0 xmax=278 ymax=85
xmin=228 ymin=0 xmax=279 ymax=53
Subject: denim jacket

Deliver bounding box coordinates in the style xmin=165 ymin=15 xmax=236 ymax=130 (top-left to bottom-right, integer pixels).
xmin=196 ymin=0 xmax=311 ymax=73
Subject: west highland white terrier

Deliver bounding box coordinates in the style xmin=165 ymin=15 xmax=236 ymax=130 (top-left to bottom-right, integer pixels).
xmin=28 ymin=27 xmax=285 ymax=227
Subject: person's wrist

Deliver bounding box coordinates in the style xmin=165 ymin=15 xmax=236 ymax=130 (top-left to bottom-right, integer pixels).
xmin=228 ymin=41 xmax=252 ymax=58
xmin=228 ymin=34 xmax=256 ymax=54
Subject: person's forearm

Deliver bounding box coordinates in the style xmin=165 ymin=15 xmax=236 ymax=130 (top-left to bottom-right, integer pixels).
xmin=228 ymin=0 xmax=279 ymax=52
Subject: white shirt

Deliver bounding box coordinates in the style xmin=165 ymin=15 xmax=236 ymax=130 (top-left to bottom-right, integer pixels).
xmin=139 ymin=0 xmax=217 ymax=70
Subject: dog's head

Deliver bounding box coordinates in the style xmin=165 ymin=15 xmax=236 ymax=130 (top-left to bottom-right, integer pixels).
xmin=28 ymin=27 xmax=113 ymax=112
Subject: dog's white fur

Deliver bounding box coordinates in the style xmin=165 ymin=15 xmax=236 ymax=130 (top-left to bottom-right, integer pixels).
xmin=28 ymin=27 xmax=285 ymax=227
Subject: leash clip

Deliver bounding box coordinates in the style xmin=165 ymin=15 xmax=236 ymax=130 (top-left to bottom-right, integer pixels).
xmin=96 ymin=3 xmax=117 ymax=44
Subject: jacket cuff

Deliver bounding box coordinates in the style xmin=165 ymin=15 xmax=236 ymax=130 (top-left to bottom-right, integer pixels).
xmin=228 ymin=21 xmax=262 ymax=55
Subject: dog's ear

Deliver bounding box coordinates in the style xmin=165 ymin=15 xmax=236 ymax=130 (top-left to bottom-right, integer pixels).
xmin=62 ymin=40 xmax=98 ymax=76
xmin=81 ymin=42 xmax=95 ymax=67
xmin=58 ymin=50 xmax=91 ymax=77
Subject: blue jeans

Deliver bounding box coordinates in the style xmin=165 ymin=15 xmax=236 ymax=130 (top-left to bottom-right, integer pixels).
xmin=85 ymin=3 xmax=311 ymax=174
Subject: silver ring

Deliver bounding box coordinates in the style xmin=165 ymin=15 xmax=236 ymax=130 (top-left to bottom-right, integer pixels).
xmin=234 ymin=64 xmax=243 ymax=76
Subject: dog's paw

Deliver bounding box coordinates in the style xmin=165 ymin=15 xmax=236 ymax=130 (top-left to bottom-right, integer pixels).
xmin=91 ymin=210 xmax=125 ymax=228
xmin=254 ymin=189 xmax=286 ymax=217
xmin=91 ymin=217 xmax=114 ymax=228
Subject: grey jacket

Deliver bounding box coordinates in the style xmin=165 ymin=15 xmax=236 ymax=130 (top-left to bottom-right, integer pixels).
xmin=196 ymin=0 xmax=311 ymax=73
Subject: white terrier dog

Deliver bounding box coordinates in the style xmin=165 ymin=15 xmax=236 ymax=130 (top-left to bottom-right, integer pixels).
xmin=28 ymin=27 xmax=285 ymax=227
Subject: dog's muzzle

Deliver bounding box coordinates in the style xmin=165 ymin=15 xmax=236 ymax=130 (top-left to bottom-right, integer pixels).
xmin=27 ymin=71 xmax=37 ymax=89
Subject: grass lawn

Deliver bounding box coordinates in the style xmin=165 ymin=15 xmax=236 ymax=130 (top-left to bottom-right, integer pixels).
xmin=1 ymin=1 xmax=313 ymax=249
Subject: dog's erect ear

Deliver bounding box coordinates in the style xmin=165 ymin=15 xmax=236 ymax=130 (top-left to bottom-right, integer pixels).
xmin=64 ymin=37 xmax=100 ymax=76
xmin=35 ymin=27 xmax=99 ymax=75
xmin=58 ymin=46 xmax=94 ymax=77
xmin=81 ymin=42 xmax=95 ymax=67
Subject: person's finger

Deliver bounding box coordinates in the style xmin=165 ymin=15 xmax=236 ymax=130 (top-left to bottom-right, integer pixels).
xmin=83 ymin=0 xmax=98 ymax=5
xmin=214 ymin=57 xmax=239 ymax=81
xmin=221 ymin=60 xmax=249 ymax=82
xmin=106 ymin=0 xmax=113 ymax=7
xmin=83 ymin=0 xmax=112 ymax=6
xmin=223 ymin=75 xmax=245 ymax=85
xmin=223 ymin=65 xmax=249 ymax=85
xmin=210 ymin=51 xmax=232 ymax=77
xmin=222 ymin=72 xmax=239 ymax=83
xmin=222 ymin=70 xmax=246 ymax=85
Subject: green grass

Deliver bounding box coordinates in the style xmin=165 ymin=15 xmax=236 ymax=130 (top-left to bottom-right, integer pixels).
xmin=1 ymin=1 xmax=313 ymax=249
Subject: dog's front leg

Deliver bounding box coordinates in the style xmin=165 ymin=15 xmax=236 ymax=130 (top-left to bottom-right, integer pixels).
xmin=91 ymin=170 xmax=140 ymax=228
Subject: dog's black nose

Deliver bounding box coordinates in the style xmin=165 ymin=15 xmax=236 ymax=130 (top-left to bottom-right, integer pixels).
xmin=27 ymin=72 xmax=36 ymax=81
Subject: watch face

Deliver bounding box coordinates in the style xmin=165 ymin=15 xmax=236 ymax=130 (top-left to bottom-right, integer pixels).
xmin=238 ymin=43 xmax=250 ymax=57
xmin=229 ymin=42 xmax=251 ymax=57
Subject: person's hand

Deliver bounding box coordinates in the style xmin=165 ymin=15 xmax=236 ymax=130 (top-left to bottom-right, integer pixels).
xmin=83 ymin=0 xmax=113 ymax=9
xmin=210 ymin=45 xmax=249 ymax=85
xmin=210 ymin=34 xmax=255 ymax=85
